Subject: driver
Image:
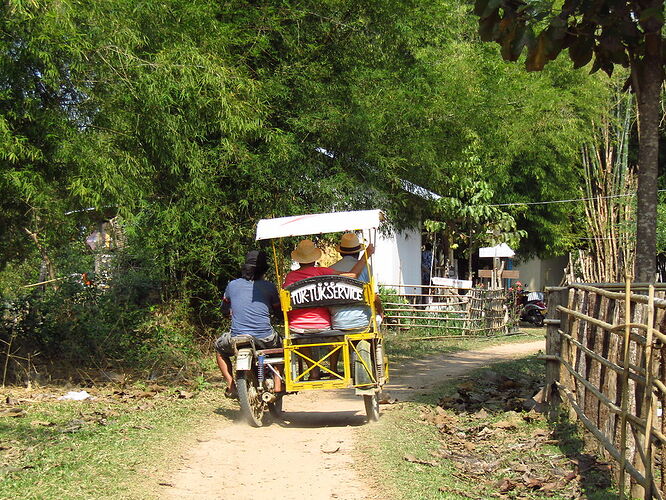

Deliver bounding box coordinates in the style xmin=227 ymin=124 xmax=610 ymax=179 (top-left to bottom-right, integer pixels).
xmin=214 ymin=250 xmax=280 ymax=397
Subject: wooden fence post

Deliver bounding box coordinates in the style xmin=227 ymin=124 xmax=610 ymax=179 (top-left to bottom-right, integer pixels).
xmin=640 ymin=285 xmax=656 ymax=499
xmin=562 ymin=287 xmax=578 ymax=423
xmin=620 ymin=276 xmax=632 ymax=499
xmin=545 ymin=287 xmax=567 ymax=413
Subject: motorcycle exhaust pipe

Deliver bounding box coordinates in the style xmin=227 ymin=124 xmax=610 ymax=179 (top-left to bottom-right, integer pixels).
xmin=261 ymin=392 xmax=277 ymax=403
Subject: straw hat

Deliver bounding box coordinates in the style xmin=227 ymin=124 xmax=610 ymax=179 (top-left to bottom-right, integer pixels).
xmin=337 ymin=232 xmax=363 ymax=255
xmin=291 ymin=239 xmax=322 ymax=264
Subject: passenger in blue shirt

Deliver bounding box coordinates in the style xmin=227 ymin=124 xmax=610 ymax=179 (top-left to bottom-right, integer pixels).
xmin=328 ymin=233 xmax=383 ymax=373
xmin=214 ymin=250 xmax=280 ymax=397
xmin=330 ymin=233 xmax=383 ymax=330
xmin=331 ymin=233 xmax=371 ymax=330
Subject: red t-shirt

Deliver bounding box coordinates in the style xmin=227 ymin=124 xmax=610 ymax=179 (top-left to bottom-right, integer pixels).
xmin=283 ymin=266 xmax=337 ymax=331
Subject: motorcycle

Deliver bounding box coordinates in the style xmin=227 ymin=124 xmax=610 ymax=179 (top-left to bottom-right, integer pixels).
xmin=232 ymin=335 xmax=285 ymax=427
xmin=518 ymin=291 xmax=547 ymax=327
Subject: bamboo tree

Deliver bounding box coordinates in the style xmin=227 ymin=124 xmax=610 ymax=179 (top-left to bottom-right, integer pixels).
xmin=576 ymin=89 xmax=636 ymax=282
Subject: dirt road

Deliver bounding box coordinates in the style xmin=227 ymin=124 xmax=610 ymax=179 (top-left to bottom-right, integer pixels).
xmin=165 ymin=339 xmax=544 ymax=500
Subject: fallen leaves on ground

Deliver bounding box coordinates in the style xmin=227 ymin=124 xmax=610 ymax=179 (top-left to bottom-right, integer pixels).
xmin=438 ymin=485 xmax=484 ymax=499
xmin=320 ymin=440 xmax=343 ymax=454
xmin=490 ymin=411 xmax=522 ymax=430
xmin=176 ymin=390 xmax=194 ymax=399
xmin=438 ymin=369 xmax=543 ymax=414
xmin=415 ymin=368 xmax=614 ymax=498
xmin=497 ymin=478 xmax=516 ymax=492
xmin=377 ymin=392 xmax=398 ymax=404
xmin=30 ymin=420 xmax=55 ymax=427
xmin=0 ymin=408 xmax=25 ymax=418
xmin=60 ymin=419 xmax=86 ymax=433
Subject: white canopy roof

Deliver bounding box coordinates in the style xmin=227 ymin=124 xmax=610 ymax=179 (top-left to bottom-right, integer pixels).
xmin=256 ymin=209 xmax=384 ymax=240
xmin=479 ymin=243 xmax=515 ymax=258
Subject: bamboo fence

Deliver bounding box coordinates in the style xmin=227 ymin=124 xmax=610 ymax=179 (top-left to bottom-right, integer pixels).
xmin=382 ymin=284 xmax=509 ymax=337
xmin=545 ymin=282 xmax=666 ymax=499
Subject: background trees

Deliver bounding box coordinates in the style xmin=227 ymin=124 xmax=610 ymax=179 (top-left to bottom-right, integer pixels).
xmin=0 ymin=0 xmax=620 ymax=374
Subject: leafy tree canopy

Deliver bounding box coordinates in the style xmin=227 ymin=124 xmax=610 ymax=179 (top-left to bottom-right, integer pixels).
xmin=0 ymin=0 xmax=615 ymax=298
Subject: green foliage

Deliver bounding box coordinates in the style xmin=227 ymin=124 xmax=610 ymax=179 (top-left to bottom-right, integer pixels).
xmin=403 ymin=4 xmax=609 ymax=256
xmin=425 ymin=152 xmax=527 ymax=256
xmin=0 ymin=0 xmax=611 ymax=264
xmin=473 ymin=0 xmax=661 ymax=76
xmin=0 ymin=0 xmax=619 ymax=373
xmin=472 ymin=0 xmax=664 ymax=280
xmin=0 ymin=240 xmax=209 ymax=380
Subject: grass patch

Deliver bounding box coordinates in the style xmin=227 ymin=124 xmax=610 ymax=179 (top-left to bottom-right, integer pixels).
xmin=357 ymin=403 xmax=474 ymax=499
xmin=358 ymin=355 xmax=618 ymax=499
xmin=0 ymin=382 xmax=234 ymax=499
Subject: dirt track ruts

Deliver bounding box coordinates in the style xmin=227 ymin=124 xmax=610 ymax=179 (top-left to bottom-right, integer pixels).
xmin=165 ymin=339 xmax=545 ymax=500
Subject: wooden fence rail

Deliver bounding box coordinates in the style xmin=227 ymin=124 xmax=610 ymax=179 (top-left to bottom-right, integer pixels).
xmin=381 ymin=284 xmax=510 ymax=336
xmin=545 ymin=282 xmax=666 ymax=500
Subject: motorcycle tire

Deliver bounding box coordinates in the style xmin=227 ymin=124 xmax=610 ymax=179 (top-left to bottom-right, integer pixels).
xmin=528 ymin=310 xmax=545 ymax=327
xmin=237 ymin=371 xmax=264 ymax=427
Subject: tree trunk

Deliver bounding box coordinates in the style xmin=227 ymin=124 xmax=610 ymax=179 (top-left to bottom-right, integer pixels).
xmin=634 ymin=25 xmax=663 ymax=284
xmin=24 ymin=228 xmax=56 ymax=284
xmin=632 ymin=7 xmax=663 ymax=495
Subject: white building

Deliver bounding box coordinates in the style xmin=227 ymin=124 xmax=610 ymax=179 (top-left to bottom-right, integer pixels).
xmin=372 ymin=227 xmax=421 ymax=296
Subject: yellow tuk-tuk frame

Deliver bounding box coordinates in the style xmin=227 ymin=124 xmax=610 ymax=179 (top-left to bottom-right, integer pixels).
xmin=279 ymin=281 xmax=388 ymax=392
xmin=256 ymin=210 xmax=389 ymax=394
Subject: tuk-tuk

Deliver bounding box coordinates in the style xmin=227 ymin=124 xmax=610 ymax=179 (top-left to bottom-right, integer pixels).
xmin=232 ymin=209 xmax=389 ymax=426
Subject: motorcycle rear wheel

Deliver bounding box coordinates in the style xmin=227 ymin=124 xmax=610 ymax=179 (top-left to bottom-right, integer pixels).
xmin=237 ymin=371 xmax=264 ymax=427
xmin=528 ymin=310 xmax=545 ymax=327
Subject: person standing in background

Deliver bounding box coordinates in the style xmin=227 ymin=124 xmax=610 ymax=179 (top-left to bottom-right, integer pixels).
xmin=421 ymin=242 xmax=433 ymax=303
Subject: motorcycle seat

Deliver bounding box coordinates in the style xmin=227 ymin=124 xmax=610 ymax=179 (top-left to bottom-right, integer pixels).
xmin=257 ymin=347 xmax=284 ymax=356
xmin=230 ymin=335 xmax=256 ymax=347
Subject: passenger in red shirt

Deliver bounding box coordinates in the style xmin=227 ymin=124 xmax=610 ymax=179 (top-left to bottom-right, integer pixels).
xmin=283 ymin=239 xmax=374 ymax=332
xmin=283 ymin=265 xmax=337 ymax=332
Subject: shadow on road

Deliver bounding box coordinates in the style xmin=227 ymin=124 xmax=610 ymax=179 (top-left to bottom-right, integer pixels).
xmin=213 ymin=405 xmax=367 ymax=428
xmin=213 ymin=406 xmax=238 ymax=419
xmin=274 ymin=410 xmax=367 ymax=428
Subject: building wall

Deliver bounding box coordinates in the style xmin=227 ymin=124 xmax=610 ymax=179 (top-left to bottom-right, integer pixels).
xmin=372 ymin=227 xmax=421 ymax=295
xmin=514 ymin=255 xmax=568 ymax=291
